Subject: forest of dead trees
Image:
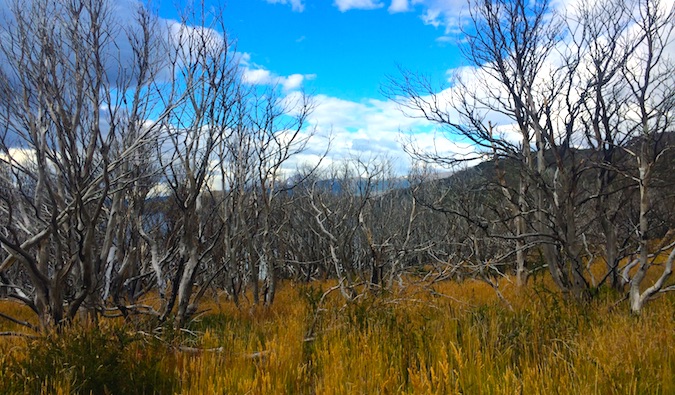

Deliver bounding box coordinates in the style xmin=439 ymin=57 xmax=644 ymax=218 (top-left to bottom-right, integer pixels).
xmin=0 ymin=0 xmax=674 ymax=332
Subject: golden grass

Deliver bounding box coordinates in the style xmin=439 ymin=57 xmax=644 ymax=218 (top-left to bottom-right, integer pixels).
xmin=0 ymin=273 xmax=674 ymax=394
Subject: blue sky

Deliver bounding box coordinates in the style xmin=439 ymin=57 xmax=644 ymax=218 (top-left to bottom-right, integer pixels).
xmin=156 ymin=0 xmax=473 ymax=172
xmin=3 ymin=0 xmax=673 ymax=175
xmin=0 ymin=0 xmax=475 ymax=175
xmin=214 ymin=0 xmax=463 ymax=100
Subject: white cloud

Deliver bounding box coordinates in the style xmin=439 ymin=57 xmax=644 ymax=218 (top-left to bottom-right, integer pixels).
xmin=243 ymin=68 xmax=275 ymax=85
xmin=286 ymin=93 xmax=475 ymax=174
xmin=329 ymin=0 xmax=468 ymax=33
xmin=275 ymin=0 xmax=675 ymax=175
xmin=243 ymin=68 xmax=316 ymax=92
xmin=282 ymin=73 xmax=313 ymax=91
xmin=388 ymin=0 xmax=410 ymax=13
xmin=0 ymin=0 xmax=184 ymax=87
xmin=265 ymin=0 xmax=305 ymax=12
xmin=334 ymin=0 xmax=385 ymax=12
xmin=168 ymin=21 xmax=227 ymax=57
xmin=408 ymin=0 xmax=657 ymax=37
xmin=240 ymin=54 xmax=315 ymax=92
xmin=1 ymin=148 xmax=36 ymax=166
xmin=420 ymin=7 xmax=442 ymax=28
xmin=416 ymin=0 xmax=467 ymax=33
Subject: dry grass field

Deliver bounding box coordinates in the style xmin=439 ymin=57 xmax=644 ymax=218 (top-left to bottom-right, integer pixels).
xmin=0 ymin=272 xmax=673 ymax=394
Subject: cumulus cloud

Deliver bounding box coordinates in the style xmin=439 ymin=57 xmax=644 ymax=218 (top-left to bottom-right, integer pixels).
xmin=264 ymin=0 xmax=305 ymax=12
xmin=240 ymin=54 xmax=315 ymax=92
xmin=281 ymin=92 xmax=477 ymax=174
xmin=281 ymin=73 xmax=309 ymax=91
xmin=0 ymin=148 xmax=36 ymax=166
xmin=286 ymin=0 xmax=675 ymax=174
xmin=334 ymin=0 xmax=385 ymax=12
xmin=242 ymin=68 xmax=276 ymax=85
xmin=242 ymin=67 xmax=316 ymax=92
xmin=0 ymin=0 xmax=182 ymax=87
xmin=388 ymin=0 xmax=410 ymax=13
xmin=167 ymin=21 xmax=228 ymax=63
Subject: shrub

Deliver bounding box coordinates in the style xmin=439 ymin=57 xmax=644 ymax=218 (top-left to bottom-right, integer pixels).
xmin=1 ymin=326 xmax=177 ymax=395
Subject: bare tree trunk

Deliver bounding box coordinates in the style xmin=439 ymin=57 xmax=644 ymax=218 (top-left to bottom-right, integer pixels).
xmin=175 ymin=237 xmax=200 ymax=328
xmin=625 ymin=0 xmax=675 ymax=313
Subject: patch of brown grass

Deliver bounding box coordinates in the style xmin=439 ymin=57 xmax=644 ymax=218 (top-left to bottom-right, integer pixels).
xmin=0 ymin=276 xmax=673 ymax=394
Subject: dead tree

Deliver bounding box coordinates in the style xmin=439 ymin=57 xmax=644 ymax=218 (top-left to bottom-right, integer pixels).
xmin=0 ymin=0 xmax=167 ymax=330
xmin=620 ymin=0 xmax=675 ymax=313
xmin=156 ymin=3 xmax=240 ymax=329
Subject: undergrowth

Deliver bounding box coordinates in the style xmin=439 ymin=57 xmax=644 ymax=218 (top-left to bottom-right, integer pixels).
xmin=0 ymin=325 xmax=177 ymax=395
xmin=0 ymin=279 xmax=673 ymax=394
